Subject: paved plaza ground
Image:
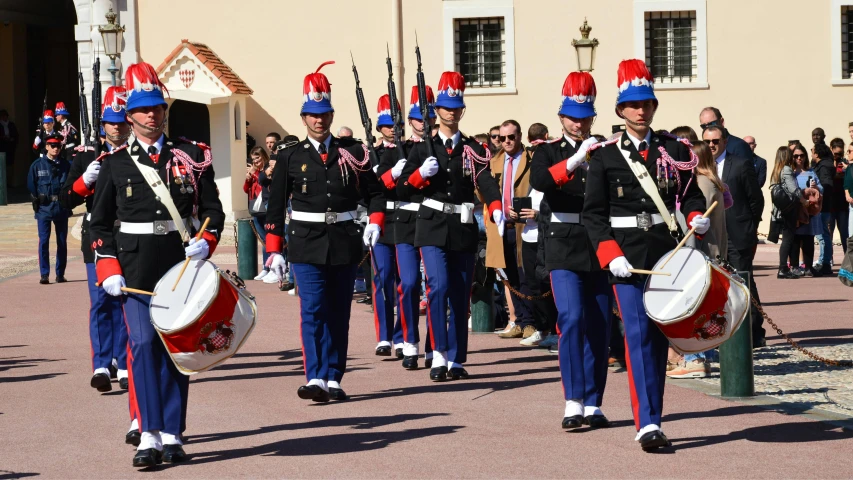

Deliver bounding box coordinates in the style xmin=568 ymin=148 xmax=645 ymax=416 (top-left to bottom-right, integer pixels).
xmin=2 ymin=199 xmax=853 ymax=478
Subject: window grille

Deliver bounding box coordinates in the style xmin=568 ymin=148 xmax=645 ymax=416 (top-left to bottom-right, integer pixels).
xmin=454 ymin=17 xmax=506 ymax=88
xmin=645 ymin=11 xmax=697 ymax=84
xmin=843 ymin=6 xmax=853 ymax=78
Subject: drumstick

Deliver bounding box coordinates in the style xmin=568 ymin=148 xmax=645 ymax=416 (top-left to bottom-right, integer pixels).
xmin=600 ymin=268 xmax=670 ymax=276
xmin=171 ymin=217 xmax=211 ymax=291
xmin=121 ymin=287 xmax=156 ymax=296
xmin=657 ymin=200 xmax=719 ymax=270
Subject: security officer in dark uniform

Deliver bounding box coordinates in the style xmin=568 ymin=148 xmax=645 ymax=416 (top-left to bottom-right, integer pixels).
xmin=265 ymin=62 xmax=386 ymax=403
xmin=27 ymin=131 xmax=70 ymax=284
xmin=529 ymin=71 xmax=612 ymax=431
xmin=397 ymin=71 xmax=502 ymax=382
xmin=60 ymin=86 xmax=129 ymax=394
xmin=583 ymin=59 xmax=709 ymax=451
xmin=377 ymin=85 xmax=436 ymax=370
xmin=89 ymin=62 xmax=225 ymax=468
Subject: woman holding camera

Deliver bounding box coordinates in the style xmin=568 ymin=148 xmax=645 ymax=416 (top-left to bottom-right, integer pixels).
xmin=244 ymin=146 xmax=275 ymax=282
xmin=791 ymin=143 xmax=824 ymax=277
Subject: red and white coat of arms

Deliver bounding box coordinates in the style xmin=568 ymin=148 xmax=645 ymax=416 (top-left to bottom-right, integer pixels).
xmin=179 ymin=69 xmax=195 ymax=89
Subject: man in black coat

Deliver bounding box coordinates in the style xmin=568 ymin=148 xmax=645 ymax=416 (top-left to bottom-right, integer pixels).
xmin=698 ymin=107 xmax=753 ymax=160
xmin=744 ymin=136 xmax=767 ymax=188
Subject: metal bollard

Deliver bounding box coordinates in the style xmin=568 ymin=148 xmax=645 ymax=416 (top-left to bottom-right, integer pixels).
xmin=470 ymin=280 xmax=494 ymax=333
xmin=719 ymin=271 xmax=755 ymax=397
xmin=237 ymin=218 xmax=258 ymax=280
xmin=0 ymin=152 xmax=7 ymax=206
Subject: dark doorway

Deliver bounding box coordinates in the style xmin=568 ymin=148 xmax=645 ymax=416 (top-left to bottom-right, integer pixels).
xmin=168 ymin=100 xmax=210 ymax=145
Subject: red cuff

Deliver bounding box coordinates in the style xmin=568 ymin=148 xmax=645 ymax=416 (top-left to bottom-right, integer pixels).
xmin=266 ymin=233 xmax=283 ymax=254
xmin=549 ymin=160 xmax=574 ymax=186
xmin=72 ymin=176 xmax=95 ymax=197
xmin=487 ymin=201 xmax=502 ymax=221
xmin=686 ymin=211 xmax=705 ymax=240
xmin=407 ymin=169 xmax=430 ymax=189
xmin=369 ymin=212 xmax=386 ymax=233
xmin=96 ymin=258 xmax=123 ymax=284
xmin=596 ymin=240 xmax=625 ymax=269
xmin=202 ymin=231 xmax=218 ymax=258
xmin=380 ymin=169 xmax=397 ymax=190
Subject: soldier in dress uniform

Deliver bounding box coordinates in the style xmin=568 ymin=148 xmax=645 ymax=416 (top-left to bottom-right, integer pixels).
xmin=55 ymin=101 xmax=80 ymax=153
xmin=27 ymin=131 xmax=70 ymax=284
xmin=60 ymin=86 xmax=130 ymax=395
xmin=529 ymin=72 xmax=613 ymax=430
xmin=32 ymin=109 xmax=57 ymax=156
xmin=265 ymin=62 xmax=386 ymax=403
xmin=397 ymin=72 xmax=502 ymax=381
xmin=376 ymin=85 xmax=436 ymax=369
xmin=583 ymin=59 xmax=710 ymax=451
xmin=89 ymin=61 xmax=225 ymax=467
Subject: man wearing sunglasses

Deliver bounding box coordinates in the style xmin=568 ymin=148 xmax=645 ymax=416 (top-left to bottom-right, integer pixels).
xmin=27 ymin=131 xmax=71 ymax=285
xmin=698 ymin=107 xmax=753 ymax=161
xmin=487 ymin=125 xmax=501 ymax=156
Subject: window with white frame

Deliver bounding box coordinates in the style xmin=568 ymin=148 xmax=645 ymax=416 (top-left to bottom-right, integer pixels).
xmin=832 ymin=0 xmax=853 ymax=84
xmin=454 ymin=17 xmax=506 ymax=88
xmin=843 ymin=6 xmax=853 ymax=79
xmin=645 ymin=11 xmax=697 ymax=84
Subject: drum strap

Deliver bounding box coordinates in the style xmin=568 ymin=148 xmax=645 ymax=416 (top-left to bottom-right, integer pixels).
xmin=618 ymin=148 xmax=677 ymax=232
xmin=129 ymin=153 xmax=190 ymax=242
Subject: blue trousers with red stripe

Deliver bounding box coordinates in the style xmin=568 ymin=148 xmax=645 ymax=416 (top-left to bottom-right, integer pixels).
xmin=420 ymin=246 xmax=474 ymax=364
xmin=292 ymin=263 xmax=358 ymax=383
xmin=86 ymin=263 xmax=127 ymax=371
xmin=550 ymin=270 xmax=611 ymax=404
xmin=123 ymin=294 xmax=188 ymax=435
xmin=372 ymin=242 xmax=403 ymax=345
xmin=614 ymin=282 xmax=669 ymax=430
xmin=395 ymin=243 xmax=431 ymax=351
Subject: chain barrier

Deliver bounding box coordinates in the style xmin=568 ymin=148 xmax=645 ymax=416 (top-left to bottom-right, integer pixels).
xmin=358 ymin=252 xmax=370 ymax=268
xmin=232 ymin=221 xmax=239 ymax=264
xmin=491 ymin=268 xmax=553 ymax=301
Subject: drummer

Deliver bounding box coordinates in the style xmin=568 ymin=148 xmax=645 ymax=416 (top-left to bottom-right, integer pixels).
xmin=89 ymin=61 xmax=225 ymax=468
xmin=582 ymin=59 xmax=709 ymax=451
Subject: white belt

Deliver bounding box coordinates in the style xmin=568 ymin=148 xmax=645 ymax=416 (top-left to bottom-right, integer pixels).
xmin=386 ymin=201 xmax=420 ymax=211
xmin=422 ymin=198 xmax=463 ymax=214
xmin=119 ymin=217 xmax=199 ymax=235
xmin=550 ymin=212 xmax=582 ymax=224
xmin=610 ymin=212 xmax=671 ymax=229
xmin=291 ymin=210 xmax=357 ymax=224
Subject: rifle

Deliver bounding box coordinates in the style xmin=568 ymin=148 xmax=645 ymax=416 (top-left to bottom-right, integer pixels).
xmin=78 ymin=64 xmax=92 ymax=147
xmin=385 ymin=44 xmax=406 ymax=161
xmin=414 ymin=33 xmax=435 ymax=159
xmin=350 ymin=51 xmax=380 ymax=168
xmin=36 ymin=90 xmax=47 ymax=135
xmin=91 ymin=56 xmax=102 ymax=153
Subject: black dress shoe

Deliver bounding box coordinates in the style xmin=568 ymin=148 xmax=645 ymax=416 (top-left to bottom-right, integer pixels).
xmin=561 ymin=415 xmax=584 ymax=429
xmin=429 ymin=366 xmax=447 ymax=382
xmin=119 ymin=377 xmax=129 ymax=390
xmin=639 ymin=430 xmax=671 ymax=451
xmin=162 ymin=444 xmax=187 ymax=463
xmin=395 ymin=347 xmax=404 ymax=360
xmin=424 ymin=358 xmax=433 ymax=369
xmin=375 ymin=345 xmax=392 ymax=356
xmin=39 ymin=275 xmax=49 ymax=285
xmin=297 ymin=385 xmax=329 ymax=403
xmin=56 ymin=275 xmax=67 ymax=283
xmin=125 ymin=430 xmax=141 ymax=446
xmin=329 ymin=387 xmax=348 ymax=401
xmin=448 ymin=367 xmax=469 ymax=380
xmin=133 ymin=448 xmax=163 ymax=468
xmin=583 ymin=414 xmax=610 ymax=429
xmin=90 ymin=372 xmax=112 ymax=392
xmin=357 ymin=296 xmax=372 ymax=304
xmin=402 ymin=355 xmax=419 ymax=370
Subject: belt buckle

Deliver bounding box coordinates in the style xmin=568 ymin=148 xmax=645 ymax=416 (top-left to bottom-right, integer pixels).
xmin=442 ymin=203 xmax=454 ymax=214
xmin=636 ymin=212 xmax=652 ymax=231
xmin=325 ymin=212 xmax=337 ymax=224
xmin=153 ymin=220 xmax=169 ymax=235
xmin=394 ymin=201 xmax=400 ymax=210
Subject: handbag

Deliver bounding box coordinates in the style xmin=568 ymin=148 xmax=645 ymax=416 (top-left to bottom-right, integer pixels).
xmin=249 ymin=190 xmax=266 ymax=214
xmin=839 ymin=236 xmax=853 ymax=287
xmin=770 ymin=183 xmax=797 ymax=213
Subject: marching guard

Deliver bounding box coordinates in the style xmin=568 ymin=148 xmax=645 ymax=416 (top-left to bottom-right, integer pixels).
xmin=89 ymin=61 xmax=225 ymax=467
xmin=397 ymin=72 xmax=502 ymax=381
xmin=583 ymin=59 xmax=709 ymax=451
xmin=376 ymin=85 xmax=436 ymax=369
xmin=32 ymin=109 xmax=57 ymax=156
xmin=265 ymin=62 xmax=386 ymax=402
xmin=55 ymin=101 xmax=81 ymax=153
xmin=529 ymin=71 xmax=613 ymax=430
xmin=60 ymin=86 xmax=129 ymax=394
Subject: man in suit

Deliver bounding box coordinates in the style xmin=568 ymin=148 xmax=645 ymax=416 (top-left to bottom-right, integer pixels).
xmin=702 ymin=126 xmax=766 ymax=347
xmin=698 ymin=107 xmax=753 ymax=160
xmin=744 ymin=136 xmax=767 ymax=188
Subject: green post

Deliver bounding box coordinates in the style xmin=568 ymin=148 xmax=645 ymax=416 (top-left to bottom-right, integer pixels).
xmin=0 ymin=152 xmax=7 ymax=206
xmin=470 ymin=279 xmax=494 ymax=333
xmin=237 ymin=218 xmax=258 ymax=280
xmin=719 ymin=271 xmax=755 ymax=397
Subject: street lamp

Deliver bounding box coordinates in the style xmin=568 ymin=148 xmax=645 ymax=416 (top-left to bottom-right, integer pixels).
xmin=98 ymin=6 xmax=125 ymax=86
xmin=572 ymin=18 xmax=599 ymax=72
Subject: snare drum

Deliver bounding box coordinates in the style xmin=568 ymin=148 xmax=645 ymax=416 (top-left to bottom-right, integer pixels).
xmin=643 ymin=247 xmax=749 ymax=354
xmin=150 ymin=259 xmax=257 ymax=374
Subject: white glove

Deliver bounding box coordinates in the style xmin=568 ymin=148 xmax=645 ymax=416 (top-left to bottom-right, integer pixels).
xmin=363 ymin=223 xmax=381 ymax=247
xmin=391 ymin=158 xmax=407 ymax=179
xmin=83 ymin=161 xmax=101 ymax=188
xmin=34 ymin=136 xmax=42 ymax=147
xmin=493 ymin=209 xmax=505 ymax=237
xmin=372 ymin=165 xmax=379 ymax=174
xmin=566 ymin=138 xmax=598 ymax=173
xmin=419 ymin=156 xmax=439 ymax=179
xmin=689 ymin=214 xmax=711 ymax=235
xmin=102 ymin=275 xmax=126 ymax=296
xmin=609 ymin=256 xmax=633 ymax=278
xmin=266 ymin=253 xmax=286 ymax=282
xmin=184 ymin=237 xmax=209 ymax=260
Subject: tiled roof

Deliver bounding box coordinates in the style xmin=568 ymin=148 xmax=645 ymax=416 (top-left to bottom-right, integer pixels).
xmin=157 ymin=39 xmax=253 ymax=95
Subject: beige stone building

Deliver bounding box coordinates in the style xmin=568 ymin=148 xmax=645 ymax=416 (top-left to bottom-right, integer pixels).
xmin=4 ymin=0 xmax=853 ymax=231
